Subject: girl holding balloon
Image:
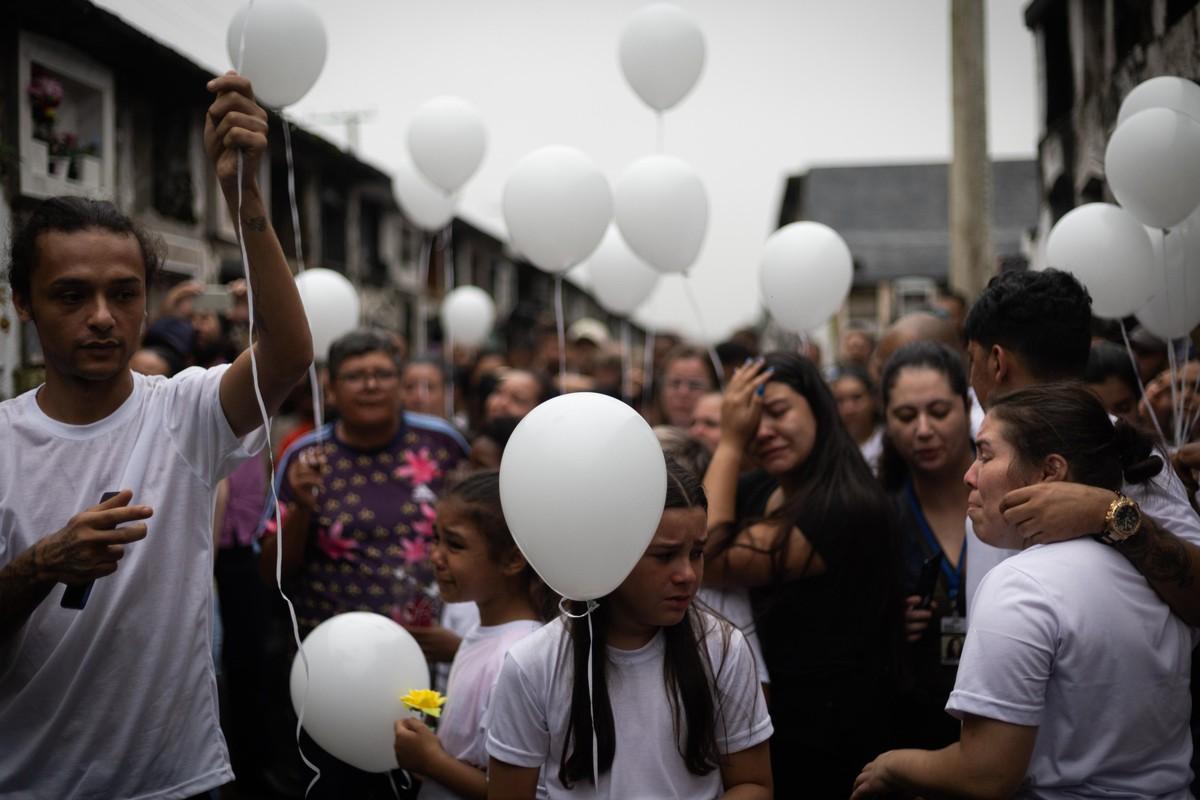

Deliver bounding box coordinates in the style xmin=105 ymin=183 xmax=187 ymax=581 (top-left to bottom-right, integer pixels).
xmin=391 ymin=471 xmax=554 ymax=799
xmin=704 ymin=354 xmax=902 ymax=798
xmin=484 ymin=459 xmax=773 ymax=799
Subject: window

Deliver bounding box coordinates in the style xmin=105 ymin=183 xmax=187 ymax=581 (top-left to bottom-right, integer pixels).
xmin=18 ymin=32 xmax=115 ymax=200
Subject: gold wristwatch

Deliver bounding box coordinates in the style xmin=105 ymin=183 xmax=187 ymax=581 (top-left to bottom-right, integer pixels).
xmin=1096 ymin=494 xmax=1143 ymax=545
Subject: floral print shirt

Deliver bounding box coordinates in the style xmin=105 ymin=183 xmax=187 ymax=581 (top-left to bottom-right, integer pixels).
xmin=268 ymin=415 xmax=467 ymax=635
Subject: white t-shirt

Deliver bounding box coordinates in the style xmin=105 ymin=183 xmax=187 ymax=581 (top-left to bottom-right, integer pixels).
xmin=420 ymin=618 xmax=543 ymax=800
xmin=434 ymin=601 xmax=482 ymax=693
xmin=964 ymin=459 xmax=1200 ymax=614
xmin=859 ymin=426 xmax=884 ymax=475
xmin=696 ymin=587 xmax=769 ymax=684
xmin=486 ymin=612 xmax=773 ymax=800
xmin=947 ymin=538 xmax=1194 ymax=798
xmin=0 ymin=367 xmax=262 ymax=799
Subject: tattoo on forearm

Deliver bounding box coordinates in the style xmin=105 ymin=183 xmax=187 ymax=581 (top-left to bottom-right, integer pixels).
xmin=243 ymin=215 xmax=268 ymax=232
xmin=1120 ymin=519 xmax=1195 ymax=588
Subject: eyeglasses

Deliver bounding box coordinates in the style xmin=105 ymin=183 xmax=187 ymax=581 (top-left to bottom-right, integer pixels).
xmin=665 ymin=378 xmax=709 ymax=393
xmin=338 ymin=370 xmax=399 ymax=386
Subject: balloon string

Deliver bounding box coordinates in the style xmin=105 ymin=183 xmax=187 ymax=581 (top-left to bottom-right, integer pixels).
xmin=235 ymin=18 xmax=320 ymax=793
xmin=1120 ymin=320 xmax=1169 ymax=450
xmin=621 ymin=320 xmax=633 ymax=405
xmin=554 ymin=275 xmax=567 ymax=384
xmin=642 ymin=330 xmax=656 ymax=412
xmin=1161 ymin=229 xmax=1182 ymax=449
xmin=556 ymin=599 xmax=600 ymax=791
xmin=440 ymin=231 xmax=456 ymax=421
xmin=682 ymin=277 xmax=724 ymax=389
xmin=281 ymin=116 xmax=327 ymax=442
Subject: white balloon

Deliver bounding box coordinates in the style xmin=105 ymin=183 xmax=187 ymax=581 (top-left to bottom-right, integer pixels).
xmin=618 ymin=3 xmax=705 ymax=112
xmin=295 ymin=268 xmax=361 ymax=360
xmin=290 ymin=613 xmax=429 ymax=773
xmin=394 ymin=161 xmax=456 ymax=233
xmin=1137 ymin=213 xmax=1200 ymax=339
xmin=502 ymin=146 xmax=612 ymax=274
xmin=500 ymin=393 xmax=667 ymax=601
xmin=1117 ymin=76 xmax=1200 ymax=126
xmin=1044 ymin=203 xmax=1155 ymax=319
xmin=587 ymin=225 xmax=660 ymax=316
xmin=759 ymin=222 xmax=853 ymax=333
xmin=1105 ymin=108 xmax=1200 ymax=229
xmin=407 ymin=96 xmax=486 ymax=194
xmin=613 ymin=155 xmax=708 ymax=274
xmin=226 ymin=0 xmax=327 ymax=108
xmin=440 ymin=286 xmax=496 ymax=347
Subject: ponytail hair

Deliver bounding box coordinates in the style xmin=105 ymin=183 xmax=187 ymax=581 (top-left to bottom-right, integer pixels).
xmin=988 ymin=382 xmax=1162 ymax=490
xmin=558 ymin=457 xmax=722 ymax=787
xmin=442 ymin=471 xmax=559 ymax=622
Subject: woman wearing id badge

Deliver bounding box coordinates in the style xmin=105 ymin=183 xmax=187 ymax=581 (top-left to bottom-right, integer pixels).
xmin=877 ymin=342 xmax=975 ymax=749
xmin=853 ymin=384 xmax=1193 ymax=799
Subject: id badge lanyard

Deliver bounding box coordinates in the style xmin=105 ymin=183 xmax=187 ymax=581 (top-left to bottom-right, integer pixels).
xmin=905 ymin=483 xmax=968 ymax=665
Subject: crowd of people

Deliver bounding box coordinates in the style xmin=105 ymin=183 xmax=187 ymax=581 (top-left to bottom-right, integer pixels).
xmin=3 ymin=75 xmax=1200 ymax=800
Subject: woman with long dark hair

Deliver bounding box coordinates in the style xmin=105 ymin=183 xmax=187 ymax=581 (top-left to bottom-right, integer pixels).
xmin=877 ymin=342 xmax=975 ymax=750
xmin=855 ymin=384 xmax=1192 ymax=798
xmin=705 ymin=353 xmax=901 ymax=797
xmin=485 ymin=459 xmax=773 ymax=798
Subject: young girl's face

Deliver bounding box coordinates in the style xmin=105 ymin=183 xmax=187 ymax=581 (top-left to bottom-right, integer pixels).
xmin=610 ymin=507 xmax=707 ymax=637
xmin=429 ymin=498 xmax=507 ymax=605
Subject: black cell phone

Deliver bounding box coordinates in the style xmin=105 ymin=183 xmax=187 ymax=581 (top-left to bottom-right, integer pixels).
xmin=61 ymin=492 xmax=118 ymax=610
xmin=915 ymin=552 xmax=944 ymax=610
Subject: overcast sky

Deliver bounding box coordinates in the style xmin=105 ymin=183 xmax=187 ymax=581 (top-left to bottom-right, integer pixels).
xmin=96 ymin=0 xmax=1038 ymax=341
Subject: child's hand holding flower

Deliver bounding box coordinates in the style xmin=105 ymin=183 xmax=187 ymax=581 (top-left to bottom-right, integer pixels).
xmin=401 ymin=688 xmax=446 ymax=719
xmin=393 ymin=716 xmax=444 ymax=773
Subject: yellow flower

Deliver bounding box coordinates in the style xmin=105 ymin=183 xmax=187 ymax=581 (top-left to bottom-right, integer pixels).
xmin=401 ymin=689 xmax=446 ymax=719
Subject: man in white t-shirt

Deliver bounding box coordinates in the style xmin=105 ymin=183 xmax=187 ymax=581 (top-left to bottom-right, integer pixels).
xmin=0 ymin=73 xmax=312 ymax=800
xmin=962 ymin=269 xmax=1200 ymax=625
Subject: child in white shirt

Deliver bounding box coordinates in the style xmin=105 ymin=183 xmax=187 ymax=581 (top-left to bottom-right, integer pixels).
xmin=485 ymin=459 xmax=774 ymax=799
xmin=393 ymin=471 xmax=554 ymax=799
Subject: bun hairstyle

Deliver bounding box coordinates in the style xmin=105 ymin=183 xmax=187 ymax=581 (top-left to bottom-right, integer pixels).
xmin=988 ymin=382 xmax=1162 ymax=490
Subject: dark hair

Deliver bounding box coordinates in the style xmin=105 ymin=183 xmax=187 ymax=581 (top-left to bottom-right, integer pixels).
xmin=753 ymin=353 xmax=895 ymax=583
xmin=327 ymin=328 xmax=402 ymax=377
xmin=7 ymin=196 xmax=163 ymax=300
xmin=559 ymin=458 xmax=723 ymax=787
xmin=654 ymin=426 xmax=713 ymax=483
xmin=402 ymin=356 xmax=448 ymax=384
xmin=989 ymin=383 xmax=1162 ymax=489
xmin=715 ymin=339 xmax=754 ymax=369
xmin=476 ymin=415 xmax=520 ymax=452
xmin=441 ymin=470 xmax=558 ymax=621
xmin=877 ymin=341 xmax=971 ymax=491
xmin=1085 ymin=341 xmax=1139 ymax=396
xmin=963 ymin=269 xmax=1092 ymax=381
xmin=722 ymin=352 xmax=900 ymax=686
xmin=827 ymin=361 xmax=877 ymax=395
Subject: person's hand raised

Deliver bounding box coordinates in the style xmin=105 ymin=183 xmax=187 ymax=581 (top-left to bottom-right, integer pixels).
xmin=719 ymin=359 xmax=772 ymax=449
xmin=204 ymin=72 xmax=269 ymax=200
xmin=285 ymin=447 xmax=326 ymax=513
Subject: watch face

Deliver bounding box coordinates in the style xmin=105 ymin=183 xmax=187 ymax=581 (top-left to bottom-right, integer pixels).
xmin=1113 ymin=502 xmax=1140 ymax=535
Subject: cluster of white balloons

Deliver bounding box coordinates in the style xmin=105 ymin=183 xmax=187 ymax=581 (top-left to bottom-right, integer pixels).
xmin=1046 ymin=76 xmax=1200 ymax=340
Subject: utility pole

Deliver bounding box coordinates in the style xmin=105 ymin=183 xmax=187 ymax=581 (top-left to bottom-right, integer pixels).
xmin=296 ymin=109 xmax=377 ymax=153
xmin=949 ymin=0 xmax=994 ymax=300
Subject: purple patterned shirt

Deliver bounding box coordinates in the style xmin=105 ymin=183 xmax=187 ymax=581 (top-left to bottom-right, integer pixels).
xmin=269 ymin=414 xmax=467 ymax=635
